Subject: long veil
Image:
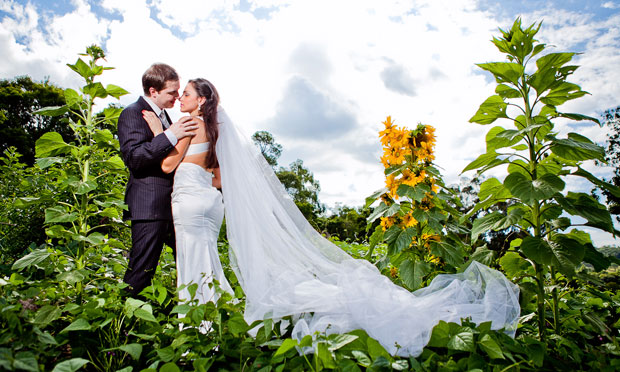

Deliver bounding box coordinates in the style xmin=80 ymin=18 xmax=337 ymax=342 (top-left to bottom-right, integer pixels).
xmin=215 ymin=106 xmax=520 ymax=357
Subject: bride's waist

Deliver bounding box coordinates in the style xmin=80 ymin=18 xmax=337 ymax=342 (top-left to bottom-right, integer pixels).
xmin=173 ymin=163 xmax=214 ymax=187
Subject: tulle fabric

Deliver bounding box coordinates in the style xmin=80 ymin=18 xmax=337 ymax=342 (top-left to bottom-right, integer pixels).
xmin=215 ymin=106 xmax=520 ymax=357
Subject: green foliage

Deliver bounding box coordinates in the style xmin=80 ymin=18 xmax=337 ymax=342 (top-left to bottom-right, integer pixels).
xmin=31 ymin=45 xmax=129 ymax=300
xmin=252 ymin=130 xmax=282 ymax=168
xmin=463 ymin=17 xmax=618 ymax=341
xmin=0 ymin=76 xmax=73 ymax=165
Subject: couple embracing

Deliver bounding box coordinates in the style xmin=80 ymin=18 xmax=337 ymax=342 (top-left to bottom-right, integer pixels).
xmin=118 ymin=63 xmax=521 ymax=357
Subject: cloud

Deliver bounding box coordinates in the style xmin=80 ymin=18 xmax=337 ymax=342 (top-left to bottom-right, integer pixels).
xmin=381 ymin=60 xmax=416 ymax=96
xmin=266 ymin=76 xmax=358 ymax=141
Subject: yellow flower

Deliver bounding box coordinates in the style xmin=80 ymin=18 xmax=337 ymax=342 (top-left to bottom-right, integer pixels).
xmin=389 ymin=266 xmax=398 ymax=278
xmin=400 ymin=212 xmax=418 ymax=228
xmin=380 ymin=216 xmax=395 ymax=231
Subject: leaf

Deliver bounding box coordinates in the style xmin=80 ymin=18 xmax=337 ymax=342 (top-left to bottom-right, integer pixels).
xmin=430 ymin=241 xmax=465 ymax=267
xmin=274 ymin=338 xmax=298 ymax=357
xmin=479 ymin=334 xmax=504 ymax=359
xmin=33 ymin=105 xmax=69 ymax=117
xmin=60 ymin=318 xmax=91 ymax=333
xmin=317 ymin=342 xmax=337 ymax=369
xmin=35 ymin=132 xmax=71 ymax=157
xmin=540 ymin=82 xmax=587 ymax=106
xmin=159 ymin=363 xmax=181 ymax=372
xmin=393 ymin=227 xmax=416 ymax=254
xmin=106 ymin=84 xmax=129 ymax=99
xmin=366 ymin=337 xmax=391 ymax=361
xmin=45 ymin=206 xmax=78 ymax=223
xmin=469 ymin=95 xmax=508 ymax=125
xmin=36 ymin=156 xmax=65 ymax=169
xmin=476 ymin=62 xmax=524 ymax=85
xmin=33 ymin=305 xmax=62 ymax=326
xmin=76 ymin=179 xmax=98 ymax=195
xmin=327 ymin=334 xmax=358 ymax=351
xmin=365 ymin=188 xmax=388 ymax=208
xmin=83 ymin=82 xmax=108 ymax=98
xmin=499 ymin=252 xmax=531 ymax=279
xmin=504 ymin=172 xmax=564 ymax=205
xmin=555 ymin=192 xmax=615 ymax=233
xmin=447 ymin=330 xmax=475 ymax=352
xmin=52 ymin=358 xmax=90 ymax=372
xmin=557 ymin=112 xmax=600 ymax=124
xmin=521 ymin=236 xmax=585 ymax=276
xmin=520 ymin=236 xmax=553 ymax=265
xmin=156 ymin=346 xmax=175 ymax=362
xmin=67 ymin=58 xmax=92 ymax=78
xmin=64 ymin=88 xmax=82 ymax=107
xmin=550 ymin=132 xmax=605 ymax=161
xmin=427 ymin=320 xmax=450 ymax=347
xmin=478 ymin=177 xmax=511 ymax=201
xmin=462 ymin=151 xmax=500 ymax=173
xmin=471 ymin=211 xmax=504 ymax=242
xmin=104 ymin=155 xmax=125 ymax=169
xmin=13 ymin=352 xmax=38 ymax=372
xmin=12 ymin=248 xmax=51 ymax=271
xmin=571 ymin=167 xmax=620 ymax=198
xmin=399 ymin=260 xmax=429 ymax=290
xmin=495 ymin=84 xmax=521 ymax=99
xmin=351 ymin=350 xmax=371 ymax=367
xmin=582 ymin=243 xmax=611 ymax=271
xmin=119 ymin=343 xmax=143 ymax=361
xmin=134 ymin=307 xmax=158 ymax=323
xmin=536 ymin=52 xmax=576 ymax=72
xmin=227 ymin=313 xmax=248 ymax=336
xmin=367 ymin=202 xmax=388 ymax=223
xmin=468 ymin=247 xmax=495 ymax=266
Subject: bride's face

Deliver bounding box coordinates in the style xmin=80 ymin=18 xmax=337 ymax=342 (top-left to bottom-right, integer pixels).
xmin=179 ymin=83 xmax=205 ymax=114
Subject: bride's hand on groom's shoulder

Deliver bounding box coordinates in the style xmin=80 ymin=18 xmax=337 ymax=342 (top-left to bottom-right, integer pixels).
xmin=142 ymin=110 xmax=164 ymax=136
xmin=169 ymin=116 xmax=198 ymax=140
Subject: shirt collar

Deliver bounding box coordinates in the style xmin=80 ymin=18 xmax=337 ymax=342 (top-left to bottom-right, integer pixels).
xmin=143 ymin=96 xmax=164 ymax=117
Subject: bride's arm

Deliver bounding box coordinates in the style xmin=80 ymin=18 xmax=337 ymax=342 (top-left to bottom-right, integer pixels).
xmin=211 ymin=168 xmax=221 ymax=189
xmin=143 ymin=111 xmax=191 ymax=173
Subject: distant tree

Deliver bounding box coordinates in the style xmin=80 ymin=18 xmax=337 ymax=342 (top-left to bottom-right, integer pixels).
xmin=598 ymin=106 xmax=620 ymax=223
xmin=319 ymin=204 xmax=373 ymax=242
xmin=251 ymin=130 xmax=324 ymax=223
xmin=0 ymin=76 xmax=73 ymax=164
xmin=252 ymin=130 xmax=282 ymax=168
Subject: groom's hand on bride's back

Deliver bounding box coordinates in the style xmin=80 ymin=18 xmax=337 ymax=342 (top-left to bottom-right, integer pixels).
xmin=169 ymin=116 xmax=198 ymax=140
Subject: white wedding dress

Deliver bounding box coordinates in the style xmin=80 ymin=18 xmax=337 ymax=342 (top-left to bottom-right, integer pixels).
xmin=172 ymin=145 xmax=233 ymax=307
xmin=213 ymin=106 xmax=520 ymax=357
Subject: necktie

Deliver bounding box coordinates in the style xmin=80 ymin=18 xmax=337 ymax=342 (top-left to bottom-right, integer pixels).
xmin=159 ymin=110 xmax=169 ymax=129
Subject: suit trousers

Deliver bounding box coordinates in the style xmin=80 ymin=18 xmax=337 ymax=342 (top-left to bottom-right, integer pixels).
xmin=124 ymin=219 xmax=176 ymax=297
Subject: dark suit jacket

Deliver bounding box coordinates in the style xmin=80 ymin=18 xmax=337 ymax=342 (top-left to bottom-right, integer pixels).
xmin=118 ymin=96 xmax=175 ymax=220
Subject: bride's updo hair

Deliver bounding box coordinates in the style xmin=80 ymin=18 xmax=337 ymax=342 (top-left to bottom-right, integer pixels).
xmin=189 ymin=78 xmax=220 ymax=168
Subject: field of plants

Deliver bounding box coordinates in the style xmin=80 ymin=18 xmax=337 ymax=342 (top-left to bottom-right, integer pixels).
xmin=0 ymin=18 xmax=619 ymax=371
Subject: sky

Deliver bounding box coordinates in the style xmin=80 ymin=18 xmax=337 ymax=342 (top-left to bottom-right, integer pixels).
xmin=1 ymin=0 xmax=619 ymax=246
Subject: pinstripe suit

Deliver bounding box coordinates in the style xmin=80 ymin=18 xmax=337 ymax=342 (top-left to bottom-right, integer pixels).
xmin=118 ymin=96 xmax=176 ymax=296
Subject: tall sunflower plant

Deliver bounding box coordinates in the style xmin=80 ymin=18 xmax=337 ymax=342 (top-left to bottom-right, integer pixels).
xmin=461 ymin=18 xmax=620 ymax=340
xmin=365 ymin=117 xmax=467 ymax=291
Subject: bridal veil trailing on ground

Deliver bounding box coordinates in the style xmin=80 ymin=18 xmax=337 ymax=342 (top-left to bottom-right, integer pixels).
xmin=215 ymin=106 xmax=520 ymax=357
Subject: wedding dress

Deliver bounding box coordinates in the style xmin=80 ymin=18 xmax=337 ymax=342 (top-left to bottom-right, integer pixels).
xmin=172 ymin=144 xmax=233 ymax=307
xmin=215 ymin=106 xmax=520 ymax=357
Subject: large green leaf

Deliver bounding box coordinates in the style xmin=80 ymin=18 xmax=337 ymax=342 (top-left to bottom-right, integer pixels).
xmin=536 ymin=52 xmax=576 ymax=72
xmin=64 ymin=88 xmax=82 ymax=107
xmin=570 ymin=167 xmax=620 ymax=198
xmin=83 ymin=82 xmax=108 ymax=99
xmin=471 ymin=211 xmax=504 ymax=242
xmin=33 ymin=105 xmax=69 ymax=117
xmin=495 ymin=84 xmax=521 ymax=99
xmin=430 ymin=241 xmax=465 ymax=267
xmin=521 ymin=236 xmax=584 ymax=275
xmin=106 ymin=84 xmax=129 ymax=99
xmin=520 ymin=236 xmax=554 ymax=265
xmin=555 ymin=192 xmax=615 ymax=233
xmin=476 ymin=62 xmax=524 ymax=85
xmin=582 ymin=243 xmax=611 ymax=271
xmin=504 ymin=172 xmax=565 ymax=205
xmin=540 ymin=82 xmax=587 ymax=106
xmin=45 ymin=206 xmax=78 ymax=223
xmin=528 ymin=67 xmax=557 ymax=95
xmin=461 ymin=151 xmax=501 ymax=173
xmin=399 ymin=260 xmax=429 ymax=290
xmin=447 ymin=328 xmax=475 ymax=352
xmin=67 ymin=58 xmax=92 ymax=78
xmin=33 ymin=305 xmax=62 ymax=326
xmin=479 ymin=334 xmax=504 ymax=359
xmin=12 ymin=248 xmax=51 ymax=271
xmin=393 ymin=227 xmax=416 ymax=254
xmin=52 ymin=358 xmax=90 ymax=372
xmin=499 ymin=251 xmax=531 ymax=279
xmin=36 ymin=156 xmax=66 ymax=169
xmin=35 ymin=132 xmax=72 ymax=157
xmin=557 ymin=111 xmax=600 ymax=124
xmin=469 ymin=95 xmax=508 ymax=125
xmin=478 ymin=177 xmax=512 ymax=201
xmin=13 ymin=351 xmax=38 ymax=372
xmin=60 ymin=318 xmax=91 ymax=333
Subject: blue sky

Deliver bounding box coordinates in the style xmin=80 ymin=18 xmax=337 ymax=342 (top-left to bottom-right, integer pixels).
xmin=1 ymin=0 xmax=619 ymax=245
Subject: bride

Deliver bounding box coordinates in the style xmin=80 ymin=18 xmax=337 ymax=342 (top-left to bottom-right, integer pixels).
xmin=145 ymin=78 xmax=521 ymax=357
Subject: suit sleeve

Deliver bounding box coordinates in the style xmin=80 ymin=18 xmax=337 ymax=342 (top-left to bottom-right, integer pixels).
xmin=118 ymin=105 xmax=174 ymax=172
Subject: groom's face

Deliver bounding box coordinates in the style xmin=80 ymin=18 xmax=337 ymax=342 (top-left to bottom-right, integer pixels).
xmin=150 ymin=80 xmax=180 ymax=109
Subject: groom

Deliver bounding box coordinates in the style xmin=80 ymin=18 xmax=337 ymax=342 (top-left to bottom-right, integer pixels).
xmin=118 ymin=63 xmax=197 ymax=297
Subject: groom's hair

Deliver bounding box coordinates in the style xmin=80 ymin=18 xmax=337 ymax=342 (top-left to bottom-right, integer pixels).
xmin=142 ymin=63 xmax=179 ymax=95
